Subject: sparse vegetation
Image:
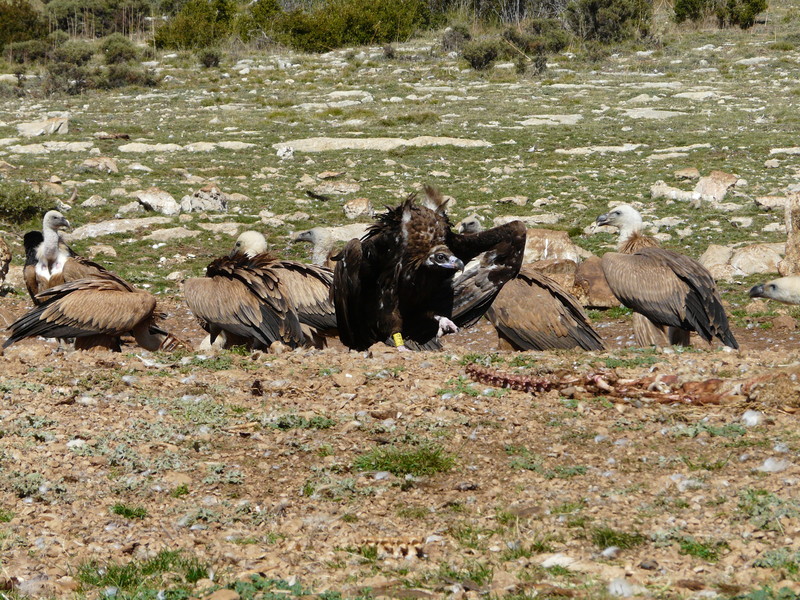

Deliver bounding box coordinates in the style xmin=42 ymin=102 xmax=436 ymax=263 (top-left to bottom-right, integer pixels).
xmin=353 ymin=443 xmax=454 ymax=477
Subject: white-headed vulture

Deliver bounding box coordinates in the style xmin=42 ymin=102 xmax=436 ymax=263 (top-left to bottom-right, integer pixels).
xmin=595 ymin=204 xmax=738 ymax=349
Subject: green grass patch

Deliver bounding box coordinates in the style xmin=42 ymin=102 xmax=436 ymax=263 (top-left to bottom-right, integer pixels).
xmin=76 ymin=550 xmax=208 ymax=595
xmin=353 ymin=443 xmax=454 ymax=477
xmin=111 ymin=503 xmax=148 ymax=520
xmin=271 ymin=414 xmax=336 ymax=430
xmin=590 ymin=526 xmax=646 ymax=549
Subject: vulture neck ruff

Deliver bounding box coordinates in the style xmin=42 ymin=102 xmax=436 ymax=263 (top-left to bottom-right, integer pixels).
xmin=36 ymin=227 xmax=69 ymax=278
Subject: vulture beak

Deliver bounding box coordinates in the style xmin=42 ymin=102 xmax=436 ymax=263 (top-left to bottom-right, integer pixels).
xmin=748 ymin=284 xmax=764 ymax=298
xmin=229 ymin=244 xmax=242 ymax=258
xmin=595 ymin=213 xmax=610 ymax=226
xmin=293 ymin=231 xmax=312 ymax=243
xmin=445 ymin=256 xmax=465 ymax=271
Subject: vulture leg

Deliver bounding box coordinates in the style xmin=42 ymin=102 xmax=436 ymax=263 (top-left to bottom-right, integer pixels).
xmin=668 ymin=327 xmax=691 ymax=346
xmin=632 ymin=313 xmax=669 ymax=347
xmin=75 ymin=335 xmax=121 ymax=352
xmin=434 ymin=315 xmax=458 ymax=338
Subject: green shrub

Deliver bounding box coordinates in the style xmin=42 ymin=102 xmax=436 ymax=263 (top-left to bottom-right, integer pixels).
xmin=247 ymin=0 xmax=281 ymax=35
xmin=275 ymin=0 xmax=431 ymax=53
xmin=0 ymin=182 xmax=52 ymax=225
xmin=442 ymin=24 xmax=471 ymax=52
xmin=673 ymin=0 xmax=706 ymax=22
xmin=524 ymin=18 xmax=572 ymax=52
xmin=717 ymin=0 xmax=767 ymax=28
xmin=565 ymin=0 xmax=652 ymax=42
xmin=43 ymin=61 xmax=92 ymax=95
xmin=155 ymin=0 xmax=237 ymax=49
xmin=99 ymin=63 xmax=159 ymax=88
xmin=197 ymin=47 xmax=222 ymax=68
xmin=51 ymin=40 xmax=95 ymax=66
xmin=100 ymin=33 xmax=139 ymax=64
xmin=6 ymin=39 xmax=48 ymax=63
xmin=461 ymin=38 xmax=502 ymax=70
xmin=0 ymin=0 xmax=48 ymax=51
xmin=48 ymin=29 xmax=69 ymax=47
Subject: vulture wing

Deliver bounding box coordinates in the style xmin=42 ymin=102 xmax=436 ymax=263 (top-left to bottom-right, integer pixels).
xmin=272 ymin=261 xmax=336 ymax=332
xmin=601 ymin=248 xmax=737 ymax=348
xmin=447 ymin=220 xmax=527 ymax=328
xmin=4 ymin=278 xmax=156 ymax=347
xmin=487 ymin=267 xmax=606 ymax=351
xmin=185 ymin=254 xmax=305 ymax=348
xmin=0 ymin=236 xmax=9 ymax=286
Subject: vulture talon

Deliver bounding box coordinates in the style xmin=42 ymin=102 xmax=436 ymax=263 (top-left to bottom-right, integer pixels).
xmin=434 ymin=315 xmax=458 ymax=338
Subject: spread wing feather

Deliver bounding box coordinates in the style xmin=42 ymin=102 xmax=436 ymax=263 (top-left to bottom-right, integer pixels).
xmin=487 ymin=267 xmax=605 ymax=351
xmin=272 ymin=261 xmax=336 ymax=331
xmin=4 ymin=279 xmax=156 ymax=347
xmin=185 ymin=256 xmax=305 ymax=348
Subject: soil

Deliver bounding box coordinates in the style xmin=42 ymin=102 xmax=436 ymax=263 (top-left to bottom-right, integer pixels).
xmin=1 ymin=294 xmax=800 ymax=598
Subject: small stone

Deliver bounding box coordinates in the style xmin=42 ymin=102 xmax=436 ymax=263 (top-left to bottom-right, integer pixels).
xmin=764 ymin=158 xmax=780 ymax=168
xmin=207 ymin=589 xmax=240 ymax=600
xmin=757 ymin=458 xmax=791 ymax=473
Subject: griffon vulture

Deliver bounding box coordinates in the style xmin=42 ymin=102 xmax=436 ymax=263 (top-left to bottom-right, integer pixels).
xmin=455 ymin=218 xmax=604 ymax=351
xmin=184 ymin=231 xmax=336 ymax=350
xmin=749 ymin=277 xmax=800 ymax=304
xmin=333 ymin=190 xmax=526 ymax=351
xmin=595 ymin=204 xmax=738 ymax=349
xmin=4 ymin=275 xmax=182 ymax=352
xmin=292 ymin=223 xmax=370 ymax=267
xmin=26 ymin=211 xmax=110 ymax=303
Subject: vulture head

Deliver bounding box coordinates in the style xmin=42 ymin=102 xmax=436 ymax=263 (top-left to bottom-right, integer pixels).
xmin=457 ymin=215 xmax=484 ymax=234
xmin=423 ymin=244 xmax=464 ymax=272
xmin=749 ymin=277 xmax=800 ymax=305
xmin=231 ymin=231 xmax=268 ymax=258
xmin=43 ymin=210 xmax=71 ymax=233
xmin=595 ymin=204 xmax=643 ymax=246
xmin=292 ymin=229 xmax=317 ymax=244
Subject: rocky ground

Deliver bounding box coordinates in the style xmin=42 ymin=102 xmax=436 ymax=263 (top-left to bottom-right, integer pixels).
xmin=1 ymin=293 xmax=800 ymax=599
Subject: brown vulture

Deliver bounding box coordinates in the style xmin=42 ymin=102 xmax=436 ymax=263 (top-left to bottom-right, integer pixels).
xmin=595 ymin=204 xmax=738 ymax=349
xmin=749 ymin=277 xmax=800 ymax=304
xmin=184 ymin=231 xmax=336 ymax=350
xmin=458 ymin=219 xmax=604 ymax=352
xmin=26 ymin=211 xmax=111 ymax=303
xmin=333 ymin=191 xmax=526 ymax=351
xmin=486 ymin=265 xmax=605 ymax=351
xmin=6 ymin=211 xmax=182 ymax=352
xmin=4 ymin=274 xmax=182 ymax=351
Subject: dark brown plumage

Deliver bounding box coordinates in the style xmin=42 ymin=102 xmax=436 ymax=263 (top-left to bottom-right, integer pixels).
xmin=4 ymin=275 xmax=181 ymax=351
xmin=333 ymin=189 xmax=526 ymax=351
xmin=486 ymin=266 xmax=606 ymax=351
xmin=184 ymin=231 xmax=336 ymax=350
xmin=596 ymin=204 xmax=737 ymax=349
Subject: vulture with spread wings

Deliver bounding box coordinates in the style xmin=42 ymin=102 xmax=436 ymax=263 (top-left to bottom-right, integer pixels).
xmin=184 ymin=231 xmax=337 ymax=350
xmin=333 ymin=191 xmax=526 ymax=351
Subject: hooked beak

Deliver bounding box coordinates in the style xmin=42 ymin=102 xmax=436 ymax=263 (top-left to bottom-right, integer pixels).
xmin=446 ymin=256 xmax=465 ymax=271
xmin=292 ymin=231 xmax=311 ymax=243
xmin=749 ymin=284 xmax=764 ymax=298
xmin=595 ymin=213 xmax=609 ymax=226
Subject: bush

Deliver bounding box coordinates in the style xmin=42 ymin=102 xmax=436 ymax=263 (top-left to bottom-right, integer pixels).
xmin=43 ymin=61 xmax=92 ymax=95
xmin=275 ymin=0 xmax=431 ymax=53
xmin=6 ymin=39 xmax=48 ymax=63
xmin=51 ymin=40 xmax=95 ymax=66
xmin=461 ymin=38 xmax=502 ymax=70
xmin=0 ymin=0 xmax=48 ymax=51
xmin=155 ymin=0 xmax=237 ymax=49
xmin=442 ymin=24 xmax=471 ymax=52
xmin=565 ymin=0 xmax=651 ymax=42
xmin=100 ymin=33 xmax=139 ymax=64
xmin=718 ymin=0 xmax=767 ymax=28
xmin=524 ymin=18 xmax=571 ymax=52
xmin=197 ymin=47 xmax=222 ymax=67
xmin=98 ymin=63 xmax=159 ymax=88
xmin=673 ymin=0 xmax=706 ymax=22
xmin=0 ymin=182 xmax=51 ymax=225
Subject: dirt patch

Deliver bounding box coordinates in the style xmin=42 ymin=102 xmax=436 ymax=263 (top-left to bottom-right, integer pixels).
xmin=1 ymin=295 xmax=800 ymax=598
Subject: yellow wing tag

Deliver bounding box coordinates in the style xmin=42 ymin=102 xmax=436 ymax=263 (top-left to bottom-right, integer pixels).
xmin=392 ymin=332 xmax=404 ymax=347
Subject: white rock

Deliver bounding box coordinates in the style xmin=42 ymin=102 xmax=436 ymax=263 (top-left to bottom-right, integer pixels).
xmin=740 ymin=410 xmax=763 ymax=427
xmin=608 ymin=578 xmax=634 ymax=597
xmin=757 ymin=458 xmax=791 ymax=473
xmin=17 ymin=116 xmax=69 ymax=137
xmin=136 ymin=188 xmax=180 ymax=216
xmin=69 ymin=217 xmax=172 ymax=240
xmin=273 ymin=136 xmax=491 ymax=153
xmin=81 ymin=195 xmax=107 ymax=208
xmin=142 ymin=227 xmax=200 ymax=242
